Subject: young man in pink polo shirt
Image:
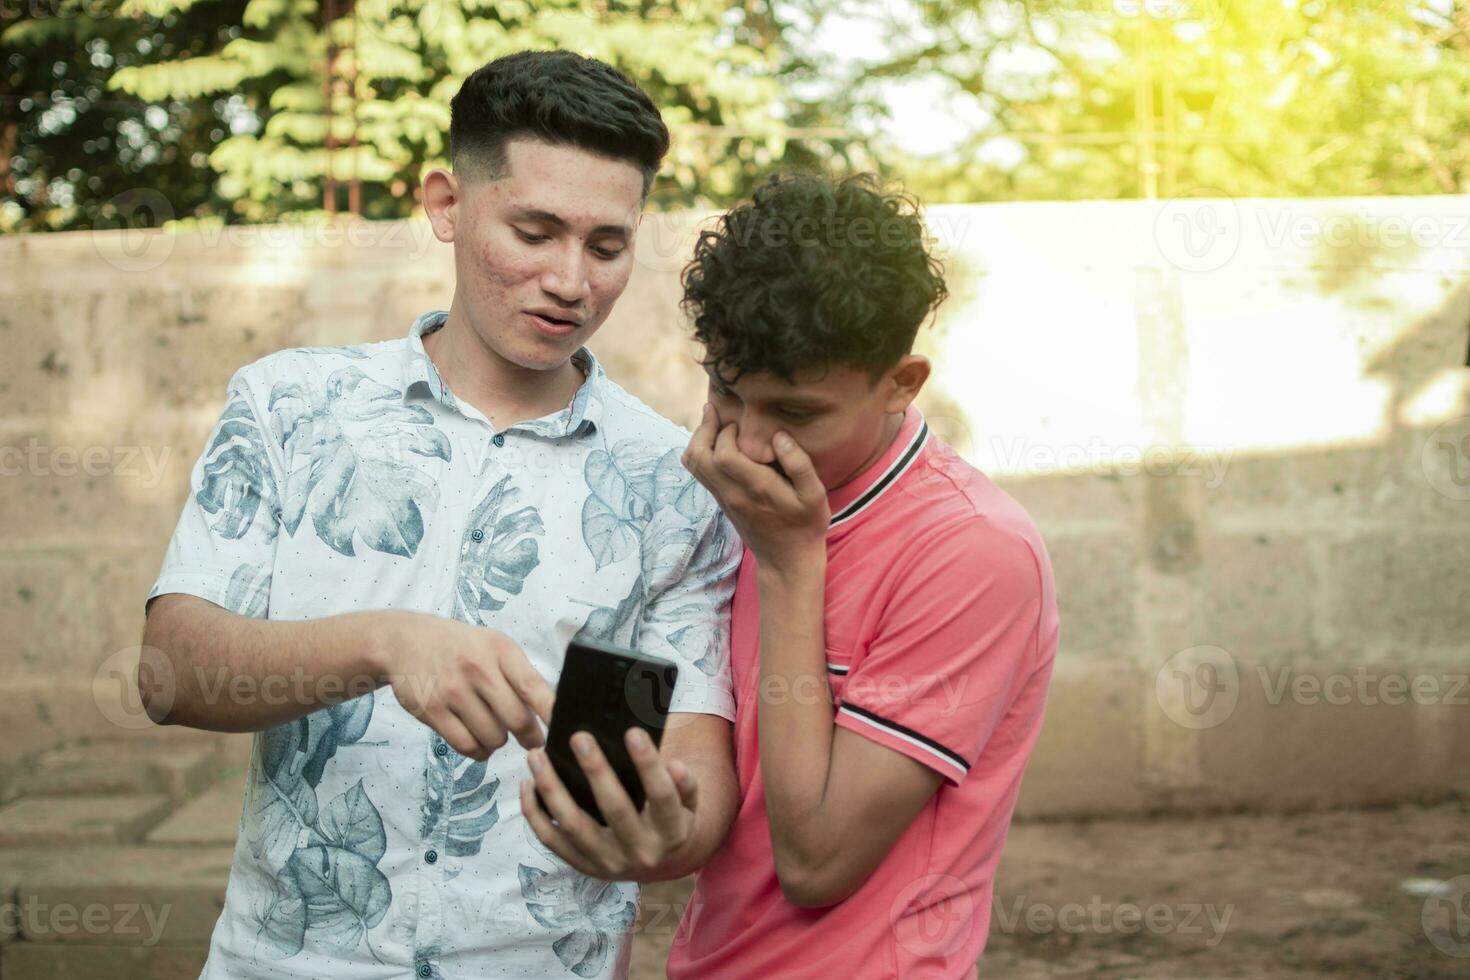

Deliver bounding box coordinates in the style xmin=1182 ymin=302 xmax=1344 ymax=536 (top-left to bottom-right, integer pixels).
xmin=522 ymin=171 xmax=1058 ymax=977
xmin=668 ymin=172 xmax=1060 ymax=978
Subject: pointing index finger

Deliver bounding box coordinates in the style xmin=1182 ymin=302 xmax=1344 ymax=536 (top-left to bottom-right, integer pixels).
xmin=495 ymin=640 xmax=554 ymax=743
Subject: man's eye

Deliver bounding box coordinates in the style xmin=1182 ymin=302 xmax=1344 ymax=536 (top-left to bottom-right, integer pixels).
xmin=592 ymin=246 xmax=624 ymax=260
xmin=514 ymin=228 xmax=548 ymax=243
xmin=777 ymin=409 xmax=813 ymax=422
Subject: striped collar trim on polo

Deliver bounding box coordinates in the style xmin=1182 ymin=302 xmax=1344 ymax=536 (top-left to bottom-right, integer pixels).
xmin=828 ymin=414 xmax=930 ymax=529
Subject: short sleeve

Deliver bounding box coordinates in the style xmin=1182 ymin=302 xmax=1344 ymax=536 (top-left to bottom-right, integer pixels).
xmin=633 ymin=484 xmax=742 ymax=721
xmin=834 ymin=521 xmax=1045 ymax=785
xmin=146 ymin=366 xmax=284 ymax=619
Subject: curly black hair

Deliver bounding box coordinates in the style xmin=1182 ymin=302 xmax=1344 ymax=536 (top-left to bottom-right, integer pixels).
xmin=681 ymin=172 xmax=948 ymax=386
xmin=449 ymin=49 xmax=669 ymax=196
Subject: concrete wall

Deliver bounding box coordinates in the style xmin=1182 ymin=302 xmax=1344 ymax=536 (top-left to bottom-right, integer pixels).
xmin=2 ymin=195 xmax=1467 ymax=816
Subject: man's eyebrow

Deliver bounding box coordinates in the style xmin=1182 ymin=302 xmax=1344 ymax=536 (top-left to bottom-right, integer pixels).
xmin=775 ymin=395 xmax=836 ymax=410
xmin=511 ymin=207 xmax=631 ymax=238
xmin=701 ymin=369 xmax=836 ymax=409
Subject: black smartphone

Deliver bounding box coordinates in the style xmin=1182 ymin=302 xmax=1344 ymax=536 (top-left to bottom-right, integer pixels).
xmin=540 ymin=638 xmax=680 ymax=825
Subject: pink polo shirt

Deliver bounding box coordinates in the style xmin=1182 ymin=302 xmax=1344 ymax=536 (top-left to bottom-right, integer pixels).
xmin=666 ymin=407 xmax=1059 ymax=979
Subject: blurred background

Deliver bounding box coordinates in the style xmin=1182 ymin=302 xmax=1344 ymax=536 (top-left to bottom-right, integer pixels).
xmin=3 ymin=1 xmax=1469 ymax=977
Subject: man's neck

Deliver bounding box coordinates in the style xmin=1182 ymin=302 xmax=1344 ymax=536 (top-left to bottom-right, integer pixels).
xmin=829 ymin=410 xmax=906 ymax=495
xmin=423 ymin=306 xmax=586 ymax=430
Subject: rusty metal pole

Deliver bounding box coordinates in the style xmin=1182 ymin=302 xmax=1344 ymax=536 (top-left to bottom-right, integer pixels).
xmin=323 ymin=0 xmax=338 ymax=214
xmin=348 ymin=0 xmax=361 ymax=216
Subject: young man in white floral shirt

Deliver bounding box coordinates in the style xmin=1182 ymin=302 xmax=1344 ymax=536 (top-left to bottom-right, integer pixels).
xmin=141 ymin=49 xmax=741 ymax=980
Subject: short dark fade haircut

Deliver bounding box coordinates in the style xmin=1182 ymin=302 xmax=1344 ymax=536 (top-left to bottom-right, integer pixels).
xmin=449 ymin=49 xmax=670 ymax=196
xmin=681 ymin=172 xmax=948 ymax=387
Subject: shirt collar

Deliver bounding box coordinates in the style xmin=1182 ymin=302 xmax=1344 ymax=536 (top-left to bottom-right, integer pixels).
xmin=402 ymin=309 xmax=604 ymax=437
xmin=404 ymin=310 xmax=458 ymax=411
xmin=826 ymin=405 xmax=930 ymax=530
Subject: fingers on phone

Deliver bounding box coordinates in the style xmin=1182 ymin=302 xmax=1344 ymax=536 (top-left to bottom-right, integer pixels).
xmin=629 ymin=729 xmax=684 ymax=836
xmin=669 ymin=760 xmax=699 ymax=811
xmin=521 ymin=776 xmax=557 ymax=832
xmin=528 ymin=748 xmax=585 ymax=831
xmin=627 ymin=729 xmax=674 ymax=803
xmin=573 ymin=734 xmax=644 ymax=844
xmin=520 ymin=778 xmax=591 ymax=871
xmin=531 ymin=744 xmax=624 ymax=861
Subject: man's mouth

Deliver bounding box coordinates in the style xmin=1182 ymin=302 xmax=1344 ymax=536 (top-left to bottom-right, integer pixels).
xmin=526 ymin=310 xmax=583 ymax=335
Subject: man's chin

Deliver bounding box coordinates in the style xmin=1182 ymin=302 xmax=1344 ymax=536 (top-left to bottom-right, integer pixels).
xmin=507 ymin=332 xmax=586 ymax=371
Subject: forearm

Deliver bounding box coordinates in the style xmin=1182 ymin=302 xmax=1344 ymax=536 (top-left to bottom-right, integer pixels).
xmin=140 ymin=594 xmax=389 ymax=733
xmin=755 ymin=556 xmax=839 ymax=874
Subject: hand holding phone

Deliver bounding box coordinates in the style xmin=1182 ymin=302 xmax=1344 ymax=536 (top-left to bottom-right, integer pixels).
xmin=539 ymin=638 xmax=679 ymax=825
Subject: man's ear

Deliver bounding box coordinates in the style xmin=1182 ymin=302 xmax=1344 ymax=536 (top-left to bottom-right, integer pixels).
xmin=422 ymin=167 xmax=463 ymax=244
xmin=884 ymin=354 xmax=931 ymax=413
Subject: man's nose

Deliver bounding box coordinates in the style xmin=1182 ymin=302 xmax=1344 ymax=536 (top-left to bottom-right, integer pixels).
xmin=540 ymin=244 xmax=591 ymax=305
xmin=735 ymin=420 xmax=777 ymax=465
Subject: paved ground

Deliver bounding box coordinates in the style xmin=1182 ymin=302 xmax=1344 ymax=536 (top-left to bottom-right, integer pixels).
xmin=1 ymin=731 xmax=1466 ymax=979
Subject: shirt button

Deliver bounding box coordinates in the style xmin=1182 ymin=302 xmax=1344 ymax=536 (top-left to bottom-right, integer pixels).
xmin=434 ymin=742 xmax=450 ymax=758
xmin=492 ymin=433 xmax=506 ymax=447
xmin=470 ymin=528 xmax=484 ymax=542
xmin=417 ymin=965 xmax=433 ymax=978
xmin=425 ymin=849 xmax=438 ymax=865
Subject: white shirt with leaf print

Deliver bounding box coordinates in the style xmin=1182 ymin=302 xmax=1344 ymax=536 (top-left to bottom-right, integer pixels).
xmin=147 ymin=309 xmax=739 ymax=980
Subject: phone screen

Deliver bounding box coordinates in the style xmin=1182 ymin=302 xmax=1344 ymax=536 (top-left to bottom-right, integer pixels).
xmin=541 ymin=638 xmax=679 ymax=825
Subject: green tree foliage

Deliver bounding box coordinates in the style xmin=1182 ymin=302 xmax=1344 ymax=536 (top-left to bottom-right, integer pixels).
xmin=6 ymin=0 xmax=1467 ymax=231
xmin=811 ymin=0 xmax=1470 ymax=202
xmin=4 ymin=0 xmax=869 ymax=229
xmin=2 ymin=0 xmax=260 ymax=231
